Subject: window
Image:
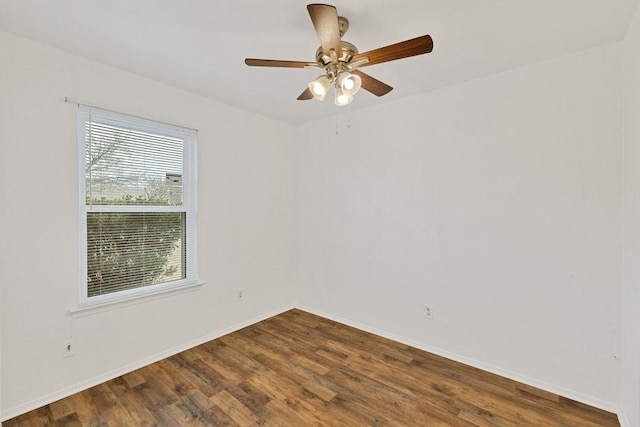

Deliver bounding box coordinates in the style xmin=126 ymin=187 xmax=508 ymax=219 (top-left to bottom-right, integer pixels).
xmin=78 ymin=106 xmax=197 ymax=306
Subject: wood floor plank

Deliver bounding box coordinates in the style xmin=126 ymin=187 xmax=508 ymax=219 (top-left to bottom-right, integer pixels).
xmin=101 ymin=377 xmax=156 ymax=426
xmin=4 ymin=309 xmax=620 ymax=427
xmin=222 ymin=381 xmax=272 ymax=422
xmin=69 ymin=390 xmax=101 ymax=426
xmin=175 ymin=390 xmax=241 ymax=426
xmin=150 ymin=360 xmax=198 ymax=397
xmin=324 ymin=363 xmax=429 ymax=425
xmin=165 ymin=398 xmax=216 ymax=427
xmin=210 ymin=390 xmax=261 ymax=427
xmin=49 ymin=396 xmax=75 ymax=422
xmin=165 ymin=355 xmax=225 ymax=398
xmin=199 ymin=351 xmax=249 ymax=386
xmin=86 ymin=383 xmax=136 ymax=426
xmin=53 ymin=412 xmax=83 ymax=427
xmin=4 ymin=406 xmax=54 ymax=427
xmin=121 ymin=371 xmax=146 ymax=389
xmin=556 ymin=397 xmax=621 ymax=427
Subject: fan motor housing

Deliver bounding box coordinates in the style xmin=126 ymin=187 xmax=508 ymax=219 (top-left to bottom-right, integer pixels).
xmin=315 ymin=41 xmax=359 ymax=67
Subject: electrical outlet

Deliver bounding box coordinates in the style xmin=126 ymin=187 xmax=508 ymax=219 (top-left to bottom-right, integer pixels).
xmin=62 ymin=340 xmax=74 ymax=358
xmin=425 ymin=305 xmax=434 ymax=320
xmin=238 ymin=289 xmax=244 ymax=301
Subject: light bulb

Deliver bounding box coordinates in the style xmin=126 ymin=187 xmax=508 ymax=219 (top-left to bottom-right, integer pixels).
xmin=310 ymin=82 xmax=324 ymax=95
xmin=343 ymin=78 xmax=355 ymax=91
xmin=338 ymin=71 xmax=362 ymax=96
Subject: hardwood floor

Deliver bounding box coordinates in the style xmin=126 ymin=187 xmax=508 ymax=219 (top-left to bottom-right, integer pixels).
xmin=4 ymin=309 xmax=619 ymax=426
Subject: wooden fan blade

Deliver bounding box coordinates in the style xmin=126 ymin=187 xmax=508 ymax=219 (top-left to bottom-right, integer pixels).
xmin=352 ymin=70 xmax=393 ymax=97
xmin=352 ymin=35 xmax=433 ymax=67
xmin=297 ymin=87 xmax=314 ymax=100
xmin=245 ymin=58 xmax=318 ymax=68
xmin=307 ymin=4 xmax=342 ymax=58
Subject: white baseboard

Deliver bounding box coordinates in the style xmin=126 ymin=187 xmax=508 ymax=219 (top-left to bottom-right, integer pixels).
xmin=1 ymin=304 xmax=295 ymax=422
xmin=296 ymin=305 xmax=623 ymax=418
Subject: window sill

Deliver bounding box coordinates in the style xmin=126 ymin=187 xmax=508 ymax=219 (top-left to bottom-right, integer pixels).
xmin=69 ymin=280 xmax=205 ymax=318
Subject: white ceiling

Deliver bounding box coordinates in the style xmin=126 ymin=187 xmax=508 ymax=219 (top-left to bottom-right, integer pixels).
xmin=1 ymin=0 xmax=638 ymax=124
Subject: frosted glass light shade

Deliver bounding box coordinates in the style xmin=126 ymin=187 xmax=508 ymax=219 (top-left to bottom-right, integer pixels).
xmin=308 ymin=75 xmax=331 ymax=101
xmin=334 ymin=86 xmax=353 ymax=106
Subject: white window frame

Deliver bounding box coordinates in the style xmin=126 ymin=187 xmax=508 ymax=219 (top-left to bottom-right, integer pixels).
xmin=77 ymin=106 xmax=198 ymax=308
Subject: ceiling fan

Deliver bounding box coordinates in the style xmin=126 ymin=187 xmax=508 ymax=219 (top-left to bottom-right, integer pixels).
xmin=244 ymin=3 xmax=433 ymax=106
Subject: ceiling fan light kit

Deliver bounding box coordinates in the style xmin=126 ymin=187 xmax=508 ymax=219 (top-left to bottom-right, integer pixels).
xmin=334 ymin=85 xmax=352 ymax=106
xmin=245 ymin=4 xmax=434 ymax=107
xmin=309 ymin=75 xmax=331 ymax=100
xmin=338 ymin=71 xmax=361 ymax=96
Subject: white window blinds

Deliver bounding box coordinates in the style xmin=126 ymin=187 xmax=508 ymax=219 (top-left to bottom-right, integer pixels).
xmin=85 ymin=120 xmax=185 ymax=206
xmin=78 ymin=106 xmax=197 ymax=305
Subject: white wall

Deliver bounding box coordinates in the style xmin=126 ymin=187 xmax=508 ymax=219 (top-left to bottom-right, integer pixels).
xmin=0 ymin=31 xmax=297 ymax=419
xmin=622 ymin=4 xmax=640 ymax=426
xmin=296 ymin=44 xmax=624 ymax=410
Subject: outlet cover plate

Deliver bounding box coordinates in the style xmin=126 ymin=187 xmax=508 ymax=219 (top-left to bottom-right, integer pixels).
xmin=425 ymin=305 xmax=434 ymax=319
